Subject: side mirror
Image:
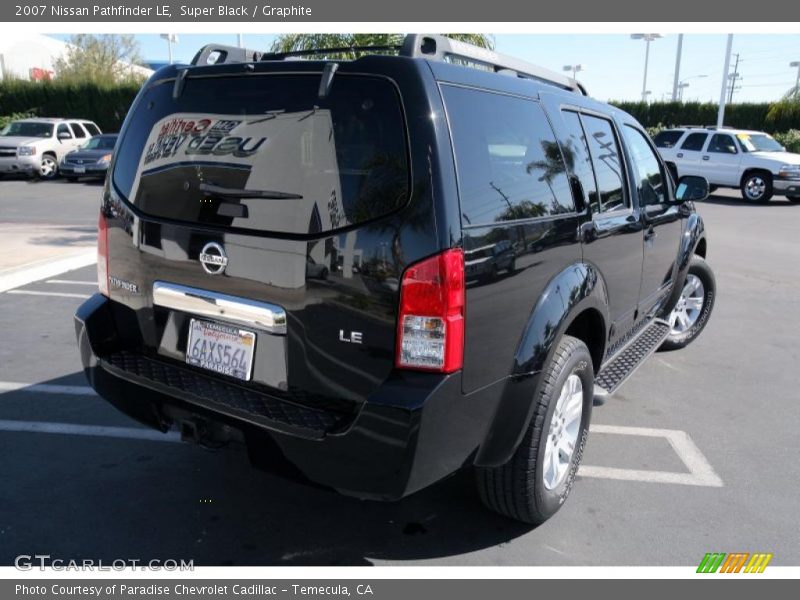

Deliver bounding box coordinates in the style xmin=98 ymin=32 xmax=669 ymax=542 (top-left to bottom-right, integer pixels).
xmin=57 ymin=131 xmax=72 ymax=141
xmin=675 ymin=175 xmax=709 ymax=202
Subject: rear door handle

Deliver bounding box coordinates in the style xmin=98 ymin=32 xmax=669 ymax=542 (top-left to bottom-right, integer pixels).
xmin=702 ymin=155 xmax=710 ymax=161
xmin=677 ymin=152 xmax=684 ymax=158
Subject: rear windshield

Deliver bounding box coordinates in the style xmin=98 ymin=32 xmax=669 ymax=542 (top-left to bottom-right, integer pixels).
xmin=113 ymin=73 xmax=409 ymax=235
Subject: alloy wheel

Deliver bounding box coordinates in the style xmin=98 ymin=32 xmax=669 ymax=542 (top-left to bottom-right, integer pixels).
xmin=543 ymin=374 xmax=583 ymax=490
xmin=669 ymin=274 xmax=705 ymax=335
xmin=744 ymin=176 xmax=766 ymax=201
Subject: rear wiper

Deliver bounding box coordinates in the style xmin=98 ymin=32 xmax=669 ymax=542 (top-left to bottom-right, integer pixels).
xmin=199 ymin=182 xmax=303 ymax=200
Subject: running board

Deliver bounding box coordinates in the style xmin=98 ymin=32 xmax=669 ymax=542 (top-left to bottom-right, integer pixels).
xmin=594 ymin=319 xmax=671 ymax=402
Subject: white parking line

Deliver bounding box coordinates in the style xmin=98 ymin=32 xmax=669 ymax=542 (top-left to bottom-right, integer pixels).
xmin=46 ymin=279 xmax=98 ymax=286
xmin=6 ymin=290 xmax=92 ymax=299
xmin=582 ymin=424 xmax=723 ymax=487
xmin=0 ymin=381 xmax=96 ymax=395
xmin=0 ymin=420 xmax=181 ymax=443
xmin=0 ymin=250 xmax=96 ymax=293
xmin=0 ymin=381 xmax=723 ymax=488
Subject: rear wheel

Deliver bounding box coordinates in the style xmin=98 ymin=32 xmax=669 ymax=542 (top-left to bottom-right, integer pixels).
xmin=741 ymin=171 xmax=773 ymax=203
xmin=476 ymin=335 xmax=593 ymax=524
xmin=660 ymin=256 xmax=716 ymax=351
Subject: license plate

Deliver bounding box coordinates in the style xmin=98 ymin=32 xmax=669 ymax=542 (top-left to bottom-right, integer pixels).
xmin=186 ymin=319 xmax=256 ymax=381
xmin=73 ymin=166 xmax=85 ymax=174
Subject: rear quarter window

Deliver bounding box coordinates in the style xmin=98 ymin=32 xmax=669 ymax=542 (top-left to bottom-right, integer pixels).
xmin=113 ymin=74 xmax=409 ymax=235
xmin=653 ymin=130 xmax=684 ymax=148
xmin=441 ymin=85 xmax=574 ymax=226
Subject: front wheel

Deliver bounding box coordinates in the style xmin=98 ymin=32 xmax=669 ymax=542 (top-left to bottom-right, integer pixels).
xmin=38 ymin=155 xmax=58 ymax=180
xmin=476 ymin=335 xmax=593 ymax=524
xmin=660 ymin=256 xmax=716 ymax=351
xmin=741 ymin=172 xmax=773 ymax=204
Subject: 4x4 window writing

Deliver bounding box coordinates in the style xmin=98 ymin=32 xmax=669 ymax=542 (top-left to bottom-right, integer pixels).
xmin=442 ymin=85 xmax=574 ymax=226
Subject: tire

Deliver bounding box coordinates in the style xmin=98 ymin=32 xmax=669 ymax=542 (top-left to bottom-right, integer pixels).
xmin=787 ymin=195 xmax=800 ymax=204
xmin=507 ymin=258 xmax=517 ymax=273
xmin=476 ymin=335 xmax=593 ymax=524
xmin=659 ymin=256 xmax=716 ymax=351
xmin=38 ymin=154 xmax=58 ymax=180
xmin=740 ymin=171 xmax=773 ymax=204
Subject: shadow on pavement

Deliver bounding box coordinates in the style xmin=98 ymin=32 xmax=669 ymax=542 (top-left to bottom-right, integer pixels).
xmin=0 ymin=373 xmax=534 ymax=566
xmin=696 ymin=193 xmax=798 ymax=207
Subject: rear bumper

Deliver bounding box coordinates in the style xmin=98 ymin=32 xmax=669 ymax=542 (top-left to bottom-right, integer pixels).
xmin=75 ymin=294 xmax=501 ymax=500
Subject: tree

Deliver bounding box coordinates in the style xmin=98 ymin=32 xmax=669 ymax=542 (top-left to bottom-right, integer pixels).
xmin=54 ymin=34 xmax=146 ymax=84
xmin=270 ymin=33 xmax=494 ymax=57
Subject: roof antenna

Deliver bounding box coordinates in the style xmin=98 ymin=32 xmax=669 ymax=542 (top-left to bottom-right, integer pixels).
xmin=318 ymin=62 xmax=339 ymax=99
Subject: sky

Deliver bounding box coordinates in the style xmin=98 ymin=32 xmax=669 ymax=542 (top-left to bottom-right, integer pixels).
xmin=51 ymin=33 xmax=800 ymax=103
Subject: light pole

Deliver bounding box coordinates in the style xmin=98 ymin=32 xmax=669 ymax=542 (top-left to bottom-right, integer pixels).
xmin=677 ymin=74 xmax=707 ymax=101
xmin=160 ymin=34 xmax=179 ymax=64
xmin=791 ymin=61 xmax=800 ymax=97
xmin=671 ymin=33 xmax=684 ymax=101
xmin=631 ymin=34 xmax=663 ymax=102
xmin=562 ymin=64 xmax=585 ymax=80
xmin=717 ymin=34 xmax=734 ymax=128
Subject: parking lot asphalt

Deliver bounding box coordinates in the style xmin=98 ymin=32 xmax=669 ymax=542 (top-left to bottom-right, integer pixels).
xmin=0 ymin=177 xmax=798 ymax=566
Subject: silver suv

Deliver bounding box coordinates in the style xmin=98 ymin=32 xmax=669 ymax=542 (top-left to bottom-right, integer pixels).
xmin=655 ymin=127 xmax=800 ymax=204
xmin=0 ymin=118 xmax=102 ymax=179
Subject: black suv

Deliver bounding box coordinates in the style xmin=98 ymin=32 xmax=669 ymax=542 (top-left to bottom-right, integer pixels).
xmin=75 ymin=35 xmax=716 ymax=524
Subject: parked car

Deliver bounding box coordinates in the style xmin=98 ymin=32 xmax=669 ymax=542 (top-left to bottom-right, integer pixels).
xmin=75 ymin=35 xmax=715 ymax=525
xmin=465 ymin=240 xmax=516 ymax=282
xmin=655 ymin=126 xmax=800 ymax=204
xmin=0 ymin=118 xmax=102 ymax=179
xmin=60 ymin=133 xmax=119 ymax=181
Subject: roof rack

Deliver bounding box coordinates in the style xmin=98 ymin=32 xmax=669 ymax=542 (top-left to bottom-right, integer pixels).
xmin=400 ymin=35 xmax=586 ymax=95
xmin=190 ymin=35 xmax=586 ymax=96
xmin=191 ymin=44 xmax=264 ymax=66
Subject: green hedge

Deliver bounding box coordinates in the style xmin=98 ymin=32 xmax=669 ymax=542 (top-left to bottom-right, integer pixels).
xmin=609 ymin=101 xmax=800 ymax=134
xmin=0 ymin=80 xmax=141 ymax=133
xmin=2 ymin=79 xmax=800 ymax=137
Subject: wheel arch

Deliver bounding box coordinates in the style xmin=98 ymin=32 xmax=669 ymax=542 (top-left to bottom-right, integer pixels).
xmin=474 ymin=262 xmax=609 ymax=467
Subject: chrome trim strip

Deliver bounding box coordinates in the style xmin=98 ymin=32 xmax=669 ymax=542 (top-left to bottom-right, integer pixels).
xmin=152 ymin=281 xmax=287 ymax=335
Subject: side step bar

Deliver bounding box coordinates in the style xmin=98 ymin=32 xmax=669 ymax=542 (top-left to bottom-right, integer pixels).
xmin=594 ymin=319 xmax=671 ymax=402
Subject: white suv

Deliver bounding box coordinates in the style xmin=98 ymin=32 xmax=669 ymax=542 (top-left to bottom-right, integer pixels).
xmin=655 ymin=127 xmax=800 ymax=204
xmin=0 ymin=118 xmax=102 ymax=179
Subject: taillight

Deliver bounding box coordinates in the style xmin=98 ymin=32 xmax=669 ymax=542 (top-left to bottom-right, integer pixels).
xmin=97 ymin=211 xmax=109 ymax=296
xmin=396 ymin=248 xmax=465 ymax=373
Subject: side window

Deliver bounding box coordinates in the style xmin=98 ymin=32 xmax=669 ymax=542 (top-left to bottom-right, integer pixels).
xmin=560 ymin=110 xmax=600 ymax=213
xmin=83 ymin=122 xmax=101 ymax=136
xmin=581 ymin=114 xmax=627 ymax=213
xmin=56 ymin=123 xmax=71 ymax=138
xmin=708 ymin=134 xmax=737 ymax=154
xmin=680 ymin=132 xmax=708 ymax=151
xmin=653 ymin=130 xmax=684 ymax=148
xmin=623 ymin=126 xmax=667 ymax=207
xmin=69 ymin=123 xmax=86 ymax=138
xmin=442 ymin=85 xmax=574 ymax=226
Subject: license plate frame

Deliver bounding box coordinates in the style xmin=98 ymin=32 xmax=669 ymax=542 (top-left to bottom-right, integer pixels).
xmin=185 ymin=318 xmax=256 ymax=381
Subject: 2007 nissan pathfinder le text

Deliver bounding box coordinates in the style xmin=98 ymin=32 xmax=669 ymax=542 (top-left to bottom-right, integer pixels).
xmin=75 ymin=35 xmax=716 ymax=524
